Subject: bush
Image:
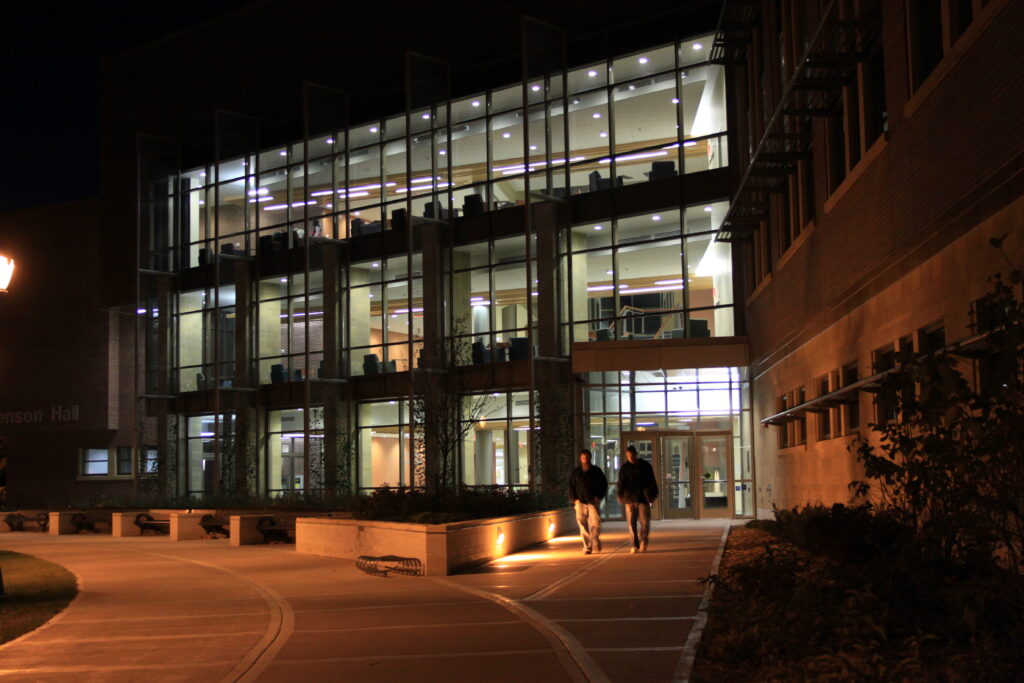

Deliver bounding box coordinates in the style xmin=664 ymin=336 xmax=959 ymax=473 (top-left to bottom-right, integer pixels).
xmin=350 ymin=485 xmax=562 ymax=523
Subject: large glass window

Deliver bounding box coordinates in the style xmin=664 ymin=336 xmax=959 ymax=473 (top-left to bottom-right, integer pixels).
xmin=358 ymin=400 xmax=411 ymax=489
xmin=461 ymin=391 xmax=530 ymax=488
xmin=562 ymin=206 xmax=734 ymax=343
xmin=185 ymin=413 xmax=235 ymax=496
xmin=266 ymin=407 xmax=322 ymax=495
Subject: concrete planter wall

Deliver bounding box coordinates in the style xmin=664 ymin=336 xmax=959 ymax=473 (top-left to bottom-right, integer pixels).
xmin=296 ymin=508 xmax=575 ymax=576
xmin=230 ymin=512 xmax=352 ymax=546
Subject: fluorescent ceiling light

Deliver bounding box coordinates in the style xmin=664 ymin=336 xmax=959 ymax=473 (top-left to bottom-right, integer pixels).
xmin=683 ymin=141 xmax=697 ymax=147
xmin=598 ymin=150 xmax=668 ymax=164
xmin=654 ymin=278 xmax=685 ymax=285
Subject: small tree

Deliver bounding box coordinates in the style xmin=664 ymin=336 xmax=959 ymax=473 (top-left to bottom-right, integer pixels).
xmin=412 ymin=329 xmax=494 ymax=496
xmin=852 ymin=246 xmax=1024 ymax=573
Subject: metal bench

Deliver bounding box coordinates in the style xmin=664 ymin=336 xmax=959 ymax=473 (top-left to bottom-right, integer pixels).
xmin=199 ymin=514 xmax=230 ymax=538
xmin=256 ymin=516 xmax=294 ymax=544
xmin=134 ymin=512 xmax=170 ymax=535
xmin=4 ymin=512 xmax=49 ymax=532
xmin=356 ymin=555 xmax=423 ymax=578
xmin=71 ymin=512 xmax=112 ymax=534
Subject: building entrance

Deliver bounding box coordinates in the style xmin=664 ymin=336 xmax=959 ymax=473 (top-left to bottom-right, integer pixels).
xmin=619 ymin=431 xmax=732 ymax=520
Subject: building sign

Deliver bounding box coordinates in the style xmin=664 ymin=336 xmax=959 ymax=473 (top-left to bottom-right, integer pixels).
xmin=0 ymin=404 xmax=80 ymax=426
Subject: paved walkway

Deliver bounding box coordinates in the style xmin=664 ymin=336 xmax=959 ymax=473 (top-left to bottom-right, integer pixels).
xmin=0 ymin=520 xmax=730 ymax=682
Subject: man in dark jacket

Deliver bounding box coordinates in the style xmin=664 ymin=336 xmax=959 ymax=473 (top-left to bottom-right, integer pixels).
xmin=617 ymin=444 xmax=659 ymax=553
xmin=569 ymin=449 xmax=608 ymax=554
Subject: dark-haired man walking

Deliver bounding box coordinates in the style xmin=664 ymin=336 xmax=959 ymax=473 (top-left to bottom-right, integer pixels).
xmin=569 ymin=449 xmax=608 ymax=555
xmin=617 ymin=444 xmax=659 ymax=553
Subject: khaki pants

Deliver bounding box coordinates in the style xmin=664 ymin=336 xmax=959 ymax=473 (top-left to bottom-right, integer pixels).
xmin=624 ymin=502 xmax=651 ymax=549
xmin=574 ymin=500 xmax=602 ymax=551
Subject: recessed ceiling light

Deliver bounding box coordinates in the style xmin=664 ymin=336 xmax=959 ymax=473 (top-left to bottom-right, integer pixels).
xmin=704 ymin=206 xmax=713 ymax=212
xmin=599 ymin=131 xmax=608 ymax=138
xmin=471 ymin=100 xmax=481 ymax=107
xmin=693 ymin=43 xmax=703 ymax=50
xmin=279 ymin=150 xmax=287 ymax=156
xmin=652 ymin=215 xmax=662 ymax=221
xmin=368 ymin=293 xmax=374 ymax=298
xmin=531 ymin=84 xmax=541 ymax=92
xmin=638 ymin=56 xmax=649 ymax=64
xmin=371 ymin=262 xmax=380 ymax=268
xmin=605 ymin=269 xmax=613 ymax=275
xmin=594 ymin=225 xmax=603 ymax=231
xmin=502 ymin=132 xmax=512 ymax=138
xmin=592 ymin=112 xmax=602 ymax=119
xmin=627 ymin=84 xmax=636 ymax=91
xmin=529 ymin=145 xmax=537 ymax=151
xmin=588 ymin=69 xmax=598 ymax=77
xmin=672 ymin=97 xmax=680 ymax=104
xmin=421 ymin=113 xmax=431 ymax=120
xmin=369 ymin=126 xmax=378 ymax=133
xmin=326 ymin=138 xmax=334 ymax=144
xmin=280 ymin=278 xmax=288 ymax=283
xmin=199 ymin=171 xmax=206 ymax=177
xmin=439 ymin=149 xmax=447 ymax=155
xmin=198 ymin=199 xmax=205 ymax=205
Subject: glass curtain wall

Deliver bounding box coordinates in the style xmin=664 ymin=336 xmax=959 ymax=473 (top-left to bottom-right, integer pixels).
xmin=561 ymin=201 xmax=734 ymax=343
xmin=176 ymin=285 xmax=237 ymax=391
xmin=584 ymin=367 xmax=752 ymax=517
xmin=358 ymin=400 xmax=412 ymax=489
xmin=171 ymin=32 xmax=723 ymax=271
xmin=185 ymin=413 xmax=236 ymax=497
xmin=460 ymin=391 xmax=531 ymax=488
xmin=266 ymin=407 xmax=323 ymax=495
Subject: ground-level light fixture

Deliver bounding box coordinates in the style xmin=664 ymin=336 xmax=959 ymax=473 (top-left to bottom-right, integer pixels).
xmin=0 ymin=254 xmax=14 ymax=293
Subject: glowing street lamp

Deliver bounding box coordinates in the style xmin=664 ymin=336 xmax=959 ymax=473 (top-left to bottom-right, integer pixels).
xmin=0 ymin=255 xmax=14 ymax=293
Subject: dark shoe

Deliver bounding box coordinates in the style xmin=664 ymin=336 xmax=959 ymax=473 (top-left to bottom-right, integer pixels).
xmin=596 ymin=539 xmax=602 ymax=552
xmin=584 ymin=548 xmax=592 ymax=555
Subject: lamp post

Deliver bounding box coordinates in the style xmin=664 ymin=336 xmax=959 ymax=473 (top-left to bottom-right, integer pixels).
xmin=0 ymin=254 xmax=13 ymax=293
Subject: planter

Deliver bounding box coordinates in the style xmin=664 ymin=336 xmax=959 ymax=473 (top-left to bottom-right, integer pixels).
xmin=296 ymin=508 xmax=575 ymax=576
xmin=230 ymin=512 xmax=352 ymax=546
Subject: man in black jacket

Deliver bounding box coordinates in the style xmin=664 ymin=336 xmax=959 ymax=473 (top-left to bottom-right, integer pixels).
xmin=568 ymin=449 xmax=608 ymax=554
xmin=617 ymin=444 xmax=659 ymax=553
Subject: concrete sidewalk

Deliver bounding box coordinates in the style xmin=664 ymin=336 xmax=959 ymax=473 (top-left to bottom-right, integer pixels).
xmin=0 ymin=520 xmax=729 ymax=682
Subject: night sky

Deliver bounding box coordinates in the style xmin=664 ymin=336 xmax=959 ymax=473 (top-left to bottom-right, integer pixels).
xmin=0 ymin=2 xmax=254 ymax=212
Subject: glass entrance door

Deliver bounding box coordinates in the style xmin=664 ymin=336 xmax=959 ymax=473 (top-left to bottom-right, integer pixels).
xmin=662 ymin=434 xmax=694 ymax=518
xmin=620 ymin=430 xmax=731 ymax=519
xmin=696 ymin=434 xmax=732 ymax=518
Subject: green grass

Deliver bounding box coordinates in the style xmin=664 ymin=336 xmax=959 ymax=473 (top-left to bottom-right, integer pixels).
xmin=0 ymin=550 xmax=78 ymax=645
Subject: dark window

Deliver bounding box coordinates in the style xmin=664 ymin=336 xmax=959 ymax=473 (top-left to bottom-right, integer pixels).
xmin=842 ymin=363 xmax=860 ymax=432
xmin=83 ymin=449 xmax=109 ymax=476
xmin=909 ymin=0 xmax=944 ymax=90
xmin=874 ymin=345 xmax=898 ymax=422
xmin=778 ymin=394 xmax=790 ymax=448
xmin=827 ymin=102 xmax=848 ymax=193
xmin=817 ymin=376 xmax=832 ymax=440
xmin=116 ymin=447 xmax=133 ymax=476
xmin=921 ymin=324 xmax=946 ymax=354
xmin=795 ymin=387 xmax=807 ymax=445
xmin=949 ymin=0 xmax=974 ymax=44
